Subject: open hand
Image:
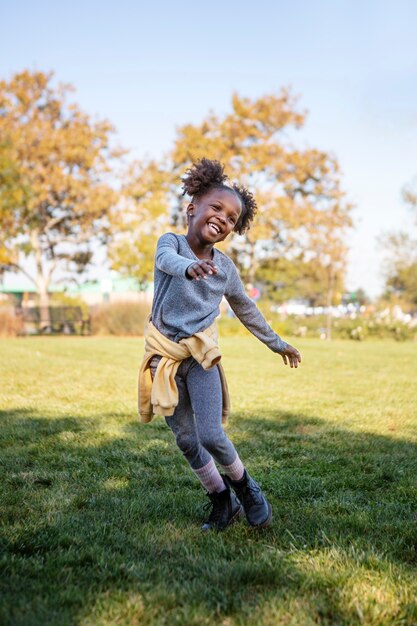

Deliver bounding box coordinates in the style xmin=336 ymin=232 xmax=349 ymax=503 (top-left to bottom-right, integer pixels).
xmin=280 ymin=344 xmax=301 ymax=368
xmin=186 ymin=260 xmax=218 ymax=281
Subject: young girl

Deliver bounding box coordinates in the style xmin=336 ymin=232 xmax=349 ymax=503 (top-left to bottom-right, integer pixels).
xmin=139 ymin=158 xmax=301 ymax=531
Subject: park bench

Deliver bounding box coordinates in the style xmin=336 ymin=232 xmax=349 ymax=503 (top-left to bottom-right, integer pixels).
xmin=19 ymin=306 xmax=91 ymax=335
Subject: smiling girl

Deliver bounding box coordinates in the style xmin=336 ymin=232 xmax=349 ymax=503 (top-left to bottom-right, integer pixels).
xmin=138 ymin=158 xmax=301 ymax=531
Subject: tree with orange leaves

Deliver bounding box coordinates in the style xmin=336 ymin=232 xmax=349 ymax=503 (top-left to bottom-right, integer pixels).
xmin=0 ymin=70 xmax=118 ymax=329
xmin=113 ymin=90 xmax=353 ymax=332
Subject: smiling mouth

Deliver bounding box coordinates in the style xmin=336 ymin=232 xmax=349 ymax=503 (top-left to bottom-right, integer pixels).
xmin=207 ymin=222 xmax=222 ymax=235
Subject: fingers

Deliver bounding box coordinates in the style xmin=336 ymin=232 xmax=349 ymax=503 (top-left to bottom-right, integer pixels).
xmin=193 ymin=263 xmax=210 ymax=280
xmin=290 ymin=353 xmax=298 ymax=368
xmin=282 ymin=346 xmax=302 ymax=368
xmin=205 ymin=260 xmax=218 ymax=272
xmin=186 ymin=264 xmax=199 ymax=280
xmin=289 ymin=349 xmax=300 ymax=368
xmin=188 ymin=260 xmax=218 ymax=281
xmin=288 ymin=353 xmax=295 ymax=368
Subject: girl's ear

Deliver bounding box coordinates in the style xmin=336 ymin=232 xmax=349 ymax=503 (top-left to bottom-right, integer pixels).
xmin=186 ymin=203 xmax=195 ymax=219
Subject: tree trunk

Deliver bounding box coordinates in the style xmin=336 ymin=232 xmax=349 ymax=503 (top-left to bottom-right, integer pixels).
xmin=31 ymin=230 xmax=51 ymax=332
xmin=38 ymin=282 xmax=51 ymax=332
xmin=326 ymin=267 xmax=335 ymax=341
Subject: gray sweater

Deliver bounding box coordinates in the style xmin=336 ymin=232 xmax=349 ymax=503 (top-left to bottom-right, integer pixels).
xmin=151 ymin=233 xmax=288 ymax=353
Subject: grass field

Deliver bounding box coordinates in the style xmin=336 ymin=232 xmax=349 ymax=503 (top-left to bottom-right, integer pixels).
xmin=1 ymin=336 xmax=417 ymax=626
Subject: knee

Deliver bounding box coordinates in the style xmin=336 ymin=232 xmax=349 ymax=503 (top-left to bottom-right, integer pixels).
xmin=175 ymin=431 xmax=200 ymax=458
xmin=199 ymin=429 xmax=227 ymax=455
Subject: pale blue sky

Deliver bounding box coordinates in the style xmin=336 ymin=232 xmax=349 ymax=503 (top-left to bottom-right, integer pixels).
xmin=2 ymin=0 xmax=417 ymax=296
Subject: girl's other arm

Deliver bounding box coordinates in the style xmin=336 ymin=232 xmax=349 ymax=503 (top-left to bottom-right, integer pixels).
xmin=225 ymin=263 xmax=301 ymax=367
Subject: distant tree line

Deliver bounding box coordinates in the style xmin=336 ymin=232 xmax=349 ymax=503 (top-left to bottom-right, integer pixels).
xmin=1 ymin=70 xmax=415 ymax=325
xmin=379 ymin=180 xmax=417 ymax=308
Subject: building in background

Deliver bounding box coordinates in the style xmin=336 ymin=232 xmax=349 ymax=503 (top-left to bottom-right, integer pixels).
xmin=0 ymin=276 xmax=153 ymax=308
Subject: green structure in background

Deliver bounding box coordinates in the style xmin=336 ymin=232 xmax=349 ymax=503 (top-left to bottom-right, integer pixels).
xmin=0 ymin=276 xmax=153 ymax=334
xmin=0 ymin=276 xmax=153 ymax=307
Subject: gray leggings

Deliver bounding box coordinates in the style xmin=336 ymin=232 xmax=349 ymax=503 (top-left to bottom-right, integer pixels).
xmin=150 ymin=356 xmax=238 ymax=470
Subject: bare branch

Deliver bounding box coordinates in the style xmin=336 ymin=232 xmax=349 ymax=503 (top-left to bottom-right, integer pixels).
xmin=2 ymin=262 xmax=37 ymax=285
xmin=46 ymin=259 xmax=58 ymax=283
xmin=44 ymin=214 xmax=68 ymax=232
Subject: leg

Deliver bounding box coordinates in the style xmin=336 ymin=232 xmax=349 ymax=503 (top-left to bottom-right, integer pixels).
xmin=185 ymin=359 xmax=272 ymax=528
xmin=185 ymin=359 xmax=244 ymax=474
xmin=166 ymin=372 xmax=242 ymax=528
xmin=150 ymin=356 xmax=225 ymax=493
xmin=165 ymin=374 xmax=210 ymax=470
xmin=150 ymin=356 xmax=243 ymax=530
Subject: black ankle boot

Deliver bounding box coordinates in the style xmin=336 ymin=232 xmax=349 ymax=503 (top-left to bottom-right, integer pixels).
xmin=223 ymin=470 xmax=272 ymax=528
xmin=201 ymin=484 xmax=243 ymax=531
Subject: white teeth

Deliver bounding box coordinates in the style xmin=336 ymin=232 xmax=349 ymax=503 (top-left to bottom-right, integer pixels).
xmin=208 ymin=223 xmax=220 ymax=234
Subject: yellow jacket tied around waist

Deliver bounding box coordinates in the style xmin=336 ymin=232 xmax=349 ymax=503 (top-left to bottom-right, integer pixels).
xmin=138 ymin=317 xmax=230 ymax=423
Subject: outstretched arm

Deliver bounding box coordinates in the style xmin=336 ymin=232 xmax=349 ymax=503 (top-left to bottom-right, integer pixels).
xmin=156 ymin=233 xmax=220 ymax=280
xmin=225 ymin=263 xmax=301 ymax=367
xmin=155 ymin=233 xmax=197 ymax=278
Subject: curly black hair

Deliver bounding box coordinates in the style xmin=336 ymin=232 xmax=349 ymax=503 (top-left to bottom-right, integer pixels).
xmin=181 ymin=158 xmax=257 ymax=235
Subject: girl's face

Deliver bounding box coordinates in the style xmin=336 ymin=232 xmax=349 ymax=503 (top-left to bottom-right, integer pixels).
xmin=187 ymin=188 xmax=242 ymax=244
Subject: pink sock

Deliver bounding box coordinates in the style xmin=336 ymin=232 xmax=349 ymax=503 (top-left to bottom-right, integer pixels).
xmin=221 ymin=455 xmax=245 ymax=481
xmin=193 ymin=458 xmax=226 ymax=493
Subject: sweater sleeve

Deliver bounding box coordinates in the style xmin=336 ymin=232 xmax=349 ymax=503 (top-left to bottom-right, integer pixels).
xmin=155 ymin=233 xmax=196 ymax=278
xmin=224 ymin=261 xmax=288 ymax=354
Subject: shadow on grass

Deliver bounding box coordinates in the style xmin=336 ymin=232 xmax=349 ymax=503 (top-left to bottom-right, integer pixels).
xmin=1 ymin=407 xmax=416 ymax=625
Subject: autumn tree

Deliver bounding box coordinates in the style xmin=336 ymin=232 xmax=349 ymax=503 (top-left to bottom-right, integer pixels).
xmin=380 ymin=178 xmax=417 ymax=309
xmin=113 ymin=90 xmax=353 ymax=321
xmin=381 ymin=234 xmax=417 ymax=308
xmin=109 ymin=160 xmax=173 ymax=288
xmin=380 ymin=232 xmax=417 ymax=309
xmin=0 ymin=70 xmax=118 ymax=328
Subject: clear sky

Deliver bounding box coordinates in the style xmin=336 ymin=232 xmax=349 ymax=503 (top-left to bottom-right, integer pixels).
xmin=2 ymin=0 xmax=417 ymax=296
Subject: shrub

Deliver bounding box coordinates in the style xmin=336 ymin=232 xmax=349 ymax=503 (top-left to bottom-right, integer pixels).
xmin=90 ymin=301 xmax=151 ymax=336
xmin=219 ymin=302 xmax=417 ymax=343
xmin=333 ymin=316 xmax=417 ymax=342
xmin=218 ymin=308 xmax=328 ymax=339
xmin=50 ymin=292 xmax=89 ymax=317
xmin=389 ymin=323 xmax=415 ymax=342
xmin=0 ymin=308 xmax=24 ymax=337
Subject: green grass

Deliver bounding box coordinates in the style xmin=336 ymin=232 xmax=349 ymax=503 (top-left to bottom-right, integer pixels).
xmin=1 ymin=336 xmax=417 ymax=626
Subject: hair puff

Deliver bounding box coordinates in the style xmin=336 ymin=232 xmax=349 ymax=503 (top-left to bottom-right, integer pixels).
xmin=181 ymin=158 xmax=228 ymax=198
xmin=232 ymin=183 xmax=257 ymax=235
